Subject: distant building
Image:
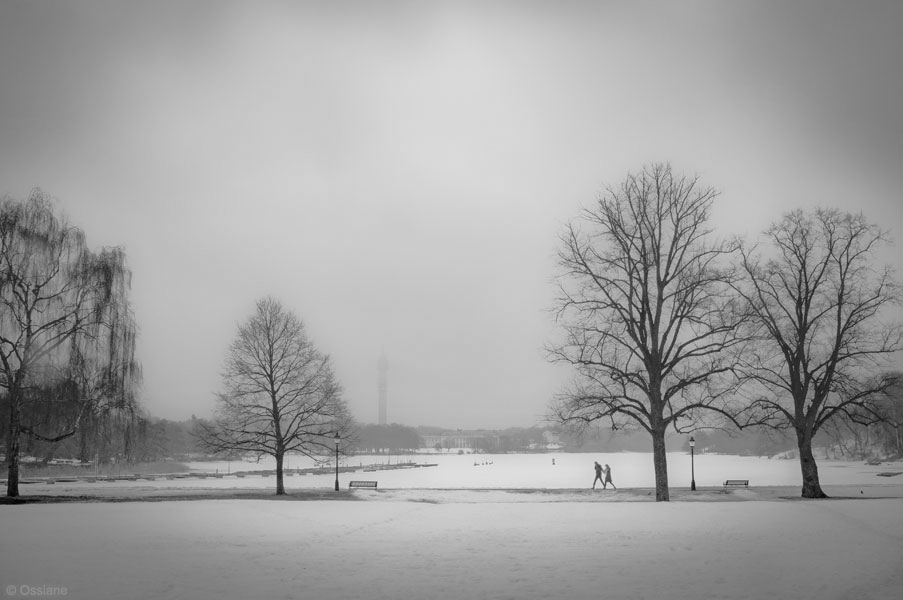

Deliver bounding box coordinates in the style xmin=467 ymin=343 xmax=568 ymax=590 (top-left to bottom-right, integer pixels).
xmin=377 ymin=354 xmax=388 ymax=426
xmin=542 ymin=430 xmax=561 ymax=445
xmin=421 ymin=430 xmax=501 ymax=451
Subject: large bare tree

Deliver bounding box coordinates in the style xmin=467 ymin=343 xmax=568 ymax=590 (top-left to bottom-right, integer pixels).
xmin=550 ymin=164 xmax=747 ymax=501
xmin=197 ymin=296 xmax=352 ymax=495
xmin=1 ymin=190 xmax=139 ymax=497
xmin=735 ymin=209 xmax=901 ymax=498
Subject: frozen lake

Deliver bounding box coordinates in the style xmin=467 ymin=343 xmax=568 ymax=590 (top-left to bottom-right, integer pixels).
xmin=189 ymin=451 xmax=901 ymax=490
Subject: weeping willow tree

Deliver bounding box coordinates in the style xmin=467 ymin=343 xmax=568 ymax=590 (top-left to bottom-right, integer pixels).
xmin=0 ymin=190 xmax=140 ymax=497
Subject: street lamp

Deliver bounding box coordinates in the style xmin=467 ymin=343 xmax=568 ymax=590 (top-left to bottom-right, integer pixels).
xmin=334 ymin=432 xmax=340 ymax=492
xmin=689 ymin=436 xmax=696 ymax=491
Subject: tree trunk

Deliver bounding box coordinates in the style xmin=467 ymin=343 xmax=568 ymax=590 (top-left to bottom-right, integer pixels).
xmin=894 ymin=426 xmax=903 ymax=455
xmin=797 ymin=429 xmax=827 ymax=499
xmin=651 ymin=426 xmax=670 ymax=502
xmin=6 ymin=392 xmax=21 ymax=497
xmin=275 ymin=451 xmax=285 ymax=495
xmin=78 ymin=420 xmax=90 ymax=464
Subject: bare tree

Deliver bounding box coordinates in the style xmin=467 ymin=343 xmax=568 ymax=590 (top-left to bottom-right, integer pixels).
xmin=1 ymin=190 xmax=139 ymax=497
xmin=735 ymin=209 xmax=902 ymax=498
xmin=550 ymin=164 xmax=747 ymax=501
xmin=197 ymin=296 xmax=352 ymax=495
xmin=872 ymin=374 xmax=903 ymax=456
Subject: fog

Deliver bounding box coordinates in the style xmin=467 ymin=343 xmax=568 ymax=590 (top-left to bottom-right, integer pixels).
xmin=1 ymin=1 xmax=900 ymax=428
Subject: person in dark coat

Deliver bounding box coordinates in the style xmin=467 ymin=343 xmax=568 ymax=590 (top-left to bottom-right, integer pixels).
xmin=592 ymin=461 xmax=604 ymax=489
xmin=603 ymin=463 xmax=616 ymax=490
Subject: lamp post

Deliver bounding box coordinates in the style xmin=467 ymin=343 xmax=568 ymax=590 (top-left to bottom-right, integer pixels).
xmin=689 ymin=436 xmax=696 ymax=491
xmin=334 ymin=432 xmax=340 ymax=492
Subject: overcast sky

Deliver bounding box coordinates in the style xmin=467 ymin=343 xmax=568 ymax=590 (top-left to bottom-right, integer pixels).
xmin=1 ymin=1 xmax=900 ymax=429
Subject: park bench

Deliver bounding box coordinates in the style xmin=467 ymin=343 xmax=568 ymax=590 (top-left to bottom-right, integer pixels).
xmin=349 ymin=480 xmax=378 ymax=489
xmin=723 ymin=479 xmax=749 ymax=489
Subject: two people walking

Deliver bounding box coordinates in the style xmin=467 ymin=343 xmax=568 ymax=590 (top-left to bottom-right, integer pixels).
xmin=592 ymin=461 xmax=616 ymax=490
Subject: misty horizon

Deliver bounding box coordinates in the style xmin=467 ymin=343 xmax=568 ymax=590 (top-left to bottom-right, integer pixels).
xmin=1 ymin=1 xmax=900 ymax=430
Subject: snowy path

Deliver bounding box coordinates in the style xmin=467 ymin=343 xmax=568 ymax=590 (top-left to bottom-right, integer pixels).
xmin=3 ymin=496 xmax=902 ymax=600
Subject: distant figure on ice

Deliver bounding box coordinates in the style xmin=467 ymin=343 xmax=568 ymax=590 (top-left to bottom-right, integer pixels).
xmin=592 ymin=461 xmax=604 ymax=489
xmin=603 ymin=463 xmax=616 ymax=490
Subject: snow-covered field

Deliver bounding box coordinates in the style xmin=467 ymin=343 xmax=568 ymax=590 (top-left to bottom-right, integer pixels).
xmin=3 ymin=453 xmax=903 ymax=600
xmin=3 ymin=494 xmax=902 ymax=600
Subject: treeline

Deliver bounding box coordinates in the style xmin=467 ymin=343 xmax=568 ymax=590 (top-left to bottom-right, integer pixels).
xmin=355 ymin=423 xmax=422 ymax=453
xmin=0 ymin=412 xmax=208 ymax=464
xmin=9 ymin=411 xmax=899 ymax=466
xmin=555 ymin=425 xmax=792 ymax=456
xmin=683 ymin=377 xmax=903 ymax=459
xmin=345 ymin=424 xmax=565 ymax=454
xmin=559 ymin=379 xmax=903 ymax=460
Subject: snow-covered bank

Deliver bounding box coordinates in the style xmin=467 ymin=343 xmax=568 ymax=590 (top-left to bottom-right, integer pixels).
xmin=3 ymin=496 xmax=902 ymax=600
xmin=7 ymin=483 xmax=903 ymax=503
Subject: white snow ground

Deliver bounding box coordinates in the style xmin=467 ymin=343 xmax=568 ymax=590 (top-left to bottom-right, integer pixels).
xmin=2 ymin=495 xmax=902 ymax=600
xmin=3 ymin=453 xmax=903 ymax=600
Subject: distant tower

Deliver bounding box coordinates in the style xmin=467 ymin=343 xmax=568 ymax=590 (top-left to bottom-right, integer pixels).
xmin=377 ymin=354 xmax=388 ymax=426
